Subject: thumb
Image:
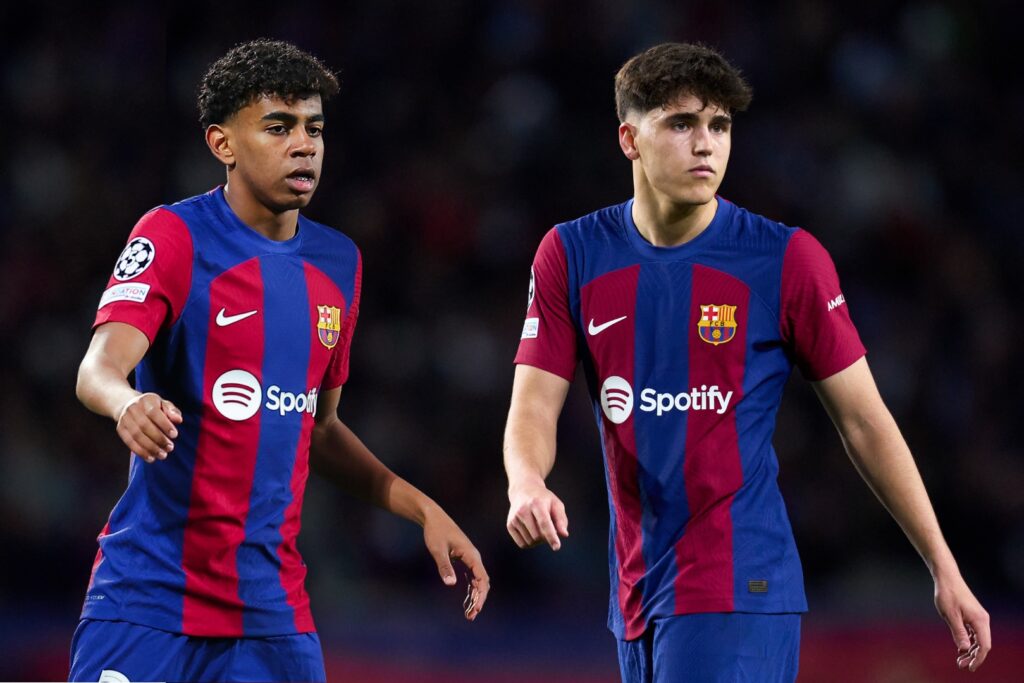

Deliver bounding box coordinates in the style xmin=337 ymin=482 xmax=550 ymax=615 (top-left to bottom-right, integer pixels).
xmin=949 ymin=614 xmax=971 ymax=651
xmin=432 ymin=549 xmax=456 ymax=586
xmin=553 ymin=498 xmax=570 ymax=537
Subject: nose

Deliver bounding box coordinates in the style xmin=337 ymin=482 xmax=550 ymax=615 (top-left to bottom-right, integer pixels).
xmin=291 ymin=129 xmax=317 ymax=157
xmin=692 ymin=125 xmax=712 ymax=157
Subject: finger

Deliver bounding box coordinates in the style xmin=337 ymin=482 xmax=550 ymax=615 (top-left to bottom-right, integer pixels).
xmin=969 ymin=618 xmax=991 ymax=671
xmin=149 ymin=406 xmax=180 ymax=441
xmin=120 ymin=427 xmax=165 ymax=462
xmin=516 ymin=509 xmax=542 ymax=546
xmin=531 ymin=505 xmax=562 ymax=550
xmin=507 ymin=522 xmax=528 ymax=548
xmin=552 ymin=497 xmax=570 ymax=538
xmin=456 ymin=551 xmax=490 ymax=619
xmin=162 ymin=400 xmax=184 ymax=426
xmin=137 ymin=418 xmax=175 ymax=453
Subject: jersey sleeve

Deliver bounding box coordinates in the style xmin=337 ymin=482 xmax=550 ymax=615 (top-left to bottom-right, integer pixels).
xmin=513 ymin=227 xmax=578 ymax=381
xmin=323 ymin=249 xmax=362 ymax=390
xmin=780 ymin=229 xmax=866 ymax=381
xmin=93 ymin=208 xmax=194 ymax=344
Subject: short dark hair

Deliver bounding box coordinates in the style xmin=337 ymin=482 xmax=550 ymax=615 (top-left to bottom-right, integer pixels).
xmin=614 ymin=43 xmax=752 ymax=121
xmin=197 ymin=39 xmax=340 ymax=128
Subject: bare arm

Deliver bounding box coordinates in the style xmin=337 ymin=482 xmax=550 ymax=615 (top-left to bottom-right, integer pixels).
xmin=76 ymin=322 xmax=182 ymax=463
xmin=310 ymin=387 xmax=489 ymax=620
xmin=813 ymin=356 xmax=990 ymax=671
xmin=503 ymin=364 xmax=572 ymax=550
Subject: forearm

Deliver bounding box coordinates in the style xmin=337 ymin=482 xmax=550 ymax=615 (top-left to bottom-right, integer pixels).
xmin=310 ymin=418 xmax=437 ymax=526
xmin=839 ymin=407 xmax=957 ymax=577
xmin=503 ymin=407 xmax=558 ymax=491
xmin=76 ymin=352 xmax=140 ymax=421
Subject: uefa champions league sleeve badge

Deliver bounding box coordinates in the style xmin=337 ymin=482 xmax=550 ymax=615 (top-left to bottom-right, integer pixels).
xmin=113 ymin=237 xmax=156 ymax=281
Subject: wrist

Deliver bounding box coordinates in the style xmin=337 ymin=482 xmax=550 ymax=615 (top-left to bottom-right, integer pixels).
xmin=927 ymin=551 xmax=961 ymax=583
xmin=113 ymin=391 xmax=144 ymax=422
xmin=508 ymin=472 xmax=546 ymax=497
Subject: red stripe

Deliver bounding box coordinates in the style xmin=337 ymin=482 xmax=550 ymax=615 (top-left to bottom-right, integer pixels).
xmin=181 ymin=258 xmax=264 ymax=636
xmin=674 ymin=265 xmax=749 ymax=612
xmin=581 ymin=265 xmax=645 ymax=639
xmin=85 ymin=522 xmax=111 ymax=591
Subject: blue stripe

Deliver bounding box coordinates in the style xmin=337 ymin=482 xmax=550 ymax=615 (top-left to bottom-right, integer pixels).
xmin=633 ymin=261 xmax=692 ymax=619
xmin=238 ymin=256 xmax=310 ymax=632
xmin=730 ymin=293 xmax=806 ymax=611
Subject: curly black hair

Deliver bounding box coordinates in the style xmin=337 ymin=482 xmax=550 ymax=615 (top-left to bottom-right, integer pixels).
xmin=614 ymin=43 xmax=752 ymax=121
xmin=197 ymin=39 xmax=340 ymax=128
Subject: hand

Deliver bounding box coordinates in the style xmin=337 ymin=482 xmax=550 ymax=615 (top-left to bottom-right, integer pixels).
xmin=422 ymin=506 xmax=490 ymax=621
xmin=934 ymin=572 xmax=991 ymax=672
xmin=116 ymin=392 xmax=183 ymax=463
xmin=506 ymin=477 xmax=569 ymax=551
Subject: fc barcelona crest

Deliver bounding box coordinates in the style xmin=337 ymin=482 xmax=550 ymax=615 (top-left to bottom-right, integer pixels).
xmin=317 ymin=305 xmax=342 ymax=349
xmin=698 ymin=304 xmax=738 ymax=346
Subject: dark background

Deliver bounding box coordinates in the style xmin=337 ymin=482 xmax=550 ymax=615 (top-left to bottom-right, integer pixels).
xmin=1 ymin=1 xmax=1021 ymax=680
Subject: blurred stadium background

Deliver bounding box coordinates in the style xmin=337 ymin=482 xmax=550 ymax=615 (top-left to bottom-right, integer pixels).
xmin=1 ymin=1 xmax=1021 ymax=680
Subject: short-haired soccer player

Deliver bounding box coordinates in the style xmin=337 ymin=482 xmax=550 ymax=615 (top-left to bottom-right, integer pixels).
xmin=504 ymin=42 xmax=989 ymax=682
xmin=71 ymin=39 xmax=488 ymax=682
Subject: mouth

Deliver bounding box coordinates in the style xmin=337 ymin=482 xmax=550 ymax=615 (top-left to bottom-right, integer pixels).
xmin=689 ymin=165 xmax=715 ymax=177
xmin=285 ymin=169 xmax=317 ymax=193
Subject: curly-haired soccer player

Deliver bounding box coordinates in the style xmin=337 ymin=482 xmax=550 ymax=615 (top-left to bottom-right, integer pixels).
xmin=70 ymin=39 xmax=489 ymax=682
xmin=504 ymin=42 xmax=989 ymax=682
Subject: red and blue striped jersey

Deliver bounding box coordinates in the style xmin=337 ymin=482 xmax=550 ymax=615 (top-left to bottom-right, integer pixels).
xmin=83 ymin=187 xmax=361 ymax=637
xmin=515 ymin=197 xmax=865 ymax=641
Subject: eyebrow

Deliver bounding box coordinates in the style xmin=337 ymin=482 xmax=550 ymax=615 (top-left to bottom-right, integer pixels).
xmin=664 ymin=112 xmax=732 ymax=126
xmin=260 ymin=111 xmax=325 ymax=125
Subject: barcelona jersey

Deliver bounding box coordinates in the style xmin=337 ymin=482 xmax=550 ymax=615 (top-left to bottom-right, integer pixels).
xmin=515 ymin=197 xmax=865 ymax=641
xmin=83 ymin=187 xmax=361 ymax=637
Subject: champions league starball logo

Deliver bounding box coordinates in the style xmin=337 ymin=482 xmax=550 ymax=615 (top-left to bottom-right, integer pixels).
xmin=113 ymin=237 xmax=156 ymax=281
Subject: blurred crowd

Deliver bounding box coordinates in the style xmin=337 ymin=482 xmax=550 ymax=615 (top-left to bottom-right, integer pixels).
xmin=1 ymin=0 xmax=1021 ymax=678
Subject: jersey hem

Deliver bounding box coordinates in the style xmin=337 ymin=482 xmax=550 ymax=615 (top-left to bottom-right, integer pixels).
xmin=81 ymin=602 xmax=316 ymax=638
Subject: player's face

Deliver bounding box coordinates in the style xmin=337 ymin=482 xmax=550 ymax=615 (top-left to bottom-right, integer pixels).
xmin=623 ymin=94 xmax=732 ymax=207
xmin=222 ymin=94 xmax=325 ymax=213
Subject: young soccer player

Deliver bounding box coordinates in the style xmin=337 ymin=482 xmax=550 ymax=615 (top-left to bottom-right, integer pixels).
xmin=70 ymin=39 xmax=488 ymax=682
xmin=504 ymin=42 xmax=989 ymax=682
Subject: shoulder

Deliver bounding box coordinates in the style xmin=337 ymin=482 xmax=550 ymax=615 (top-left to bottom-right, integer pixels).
xmin=299 ymin=215 xmax=359 ymax=256
xmin=298 ymin=215 xmax=361 ymax=283
xmin=718 ymin=198 xmax=800 ymax=252
xmin=554 ymin=200 xmax=630 ymax=250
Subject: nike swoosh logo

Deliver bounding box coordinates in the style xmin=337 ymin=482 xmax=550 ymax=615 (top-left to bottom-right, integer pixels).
xmin=216 ymin=308 xmax=258 ymax=326
xmin=588 ymin=315 xmax=628 ymax=335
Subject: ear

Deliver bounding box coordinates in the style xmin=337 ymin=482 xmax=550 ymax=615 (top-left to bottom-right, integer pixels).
xmin=618 ymin=121 xmax=640 ymax=161
xmin=205 ymin=124 xmax=235 ymax=168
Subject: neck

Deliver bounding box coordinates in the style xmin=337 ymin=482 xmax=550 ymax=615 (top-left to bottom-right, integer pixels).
xmin=223 ymin=181 xmax=298 ymax=242
xmin=631 ymin=181 xmax=718 ymax=248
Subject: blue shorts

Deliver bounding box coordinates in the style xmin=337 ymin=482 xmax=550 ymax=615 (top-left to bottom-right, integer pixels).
xmin=617 ymin=613 xmax=800 ymax=683
xmin=69 ymin=618 xmax=326 ymax=682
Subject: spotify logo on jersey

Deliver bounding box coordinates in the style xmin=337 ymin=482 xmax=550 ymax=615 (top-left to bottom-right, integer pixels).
xmin=212 ymin=369 xmax=262 ymax=421
xmin=600 ymin=376 xmax=634 ymax=424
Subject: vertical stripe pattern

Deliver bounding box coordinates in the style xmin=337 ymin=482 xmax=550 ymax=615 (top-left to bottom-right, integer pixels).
xmin=237 ymin=256 xmax=311 ymax=633
xmin=182 ymin=258 xmax=264 ymax=636
xmin=581 ymin=265 xmax=645 ymax=639
xmin=674 ymin=264 xmax=749 ymax=612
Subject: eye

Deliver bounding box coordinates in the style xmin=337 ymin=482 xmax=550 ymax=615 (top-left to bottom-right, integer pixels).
xmin=672 ymin=121 xmax=690 ymax=131
xmin=267 ymin=124 xmax=288 ymax=135
xmin=307 ymin=125 xmax=323 ymax=137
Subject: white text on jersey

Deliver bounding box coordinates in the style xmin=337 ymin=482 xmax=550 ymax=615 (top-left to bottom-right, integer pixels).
xmin=639 ymin=385 xmax=734 ymax=416
xmin=826 ymin=294 xmax=846 ymax=311
xmin=265 ymin=385 xmax=319 ymax=416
